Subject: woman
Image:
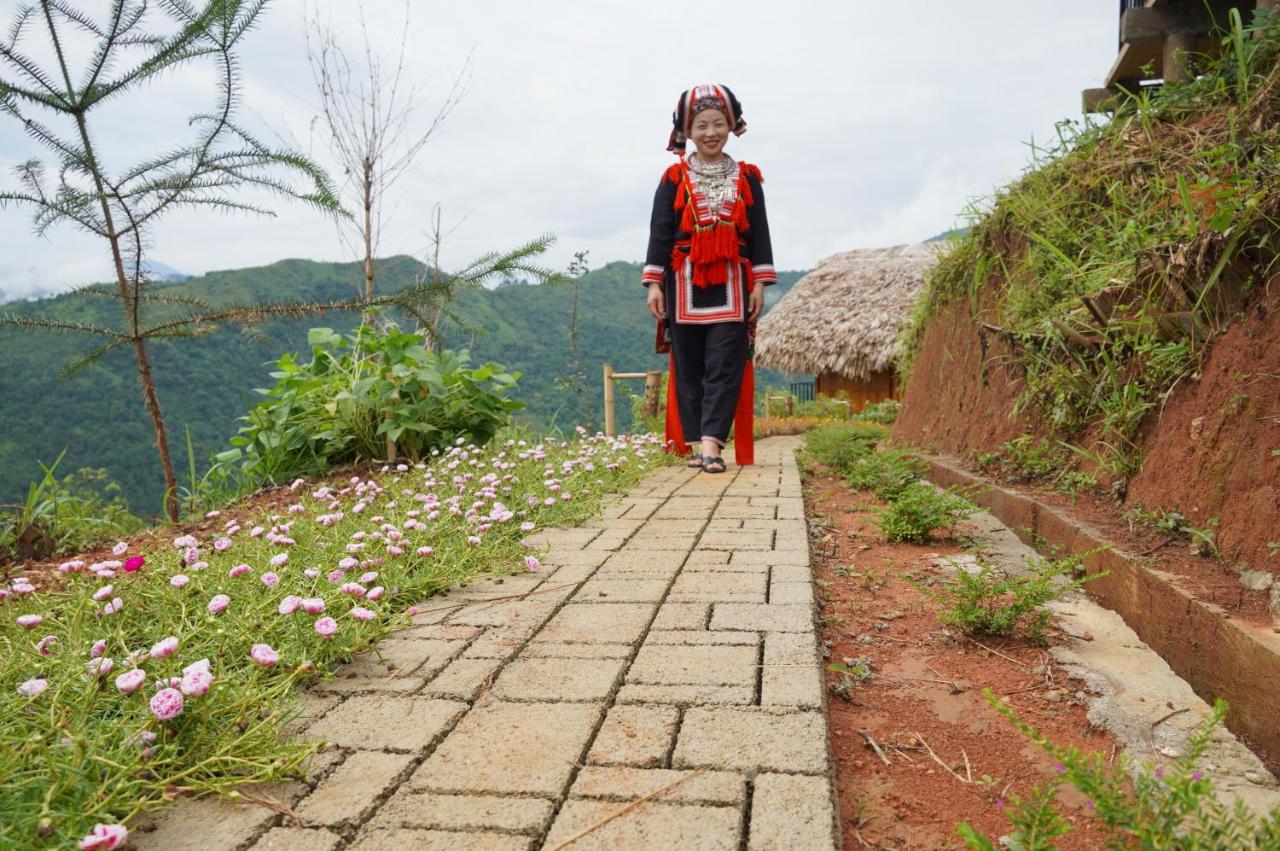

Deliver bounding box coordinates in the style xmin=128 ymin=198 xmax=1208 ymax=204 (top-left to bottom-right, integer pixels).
xmin=643 ymin=84 xmax=776 ymax=473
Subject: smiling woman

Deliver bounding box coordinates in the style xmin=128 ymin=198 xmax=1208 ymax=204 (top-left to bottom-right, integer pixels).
xmin=643 ymin=84 xmax=776 ymax=474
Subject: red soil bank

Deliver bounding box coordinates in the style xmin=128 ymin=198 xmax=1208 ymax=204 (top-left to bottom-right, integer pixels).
xmin=893 ymin=287 xmax=1280 ymax=581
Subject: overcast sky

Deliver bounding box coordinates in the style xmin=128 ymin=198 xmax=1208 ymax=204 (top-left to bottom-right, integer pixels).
xmin=0 ymin=0 xmax=1119 ymax=298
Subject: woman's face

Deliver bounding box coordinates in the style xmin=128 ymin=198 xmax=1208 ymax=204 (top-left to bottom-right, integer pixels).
xmin=690 ymin=108 xmax=729 ymax=158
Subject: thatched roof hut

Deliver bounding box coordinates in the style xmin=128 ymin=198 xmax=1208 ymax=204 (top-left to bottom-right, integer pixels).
xmin=755 ymin=243 xmax=940 ymax=382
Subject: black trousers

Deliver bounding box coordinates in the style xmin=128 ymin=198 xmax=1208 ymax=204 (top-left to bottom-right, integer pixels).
xmin=668 ymin=318 xmax=748 ymax=446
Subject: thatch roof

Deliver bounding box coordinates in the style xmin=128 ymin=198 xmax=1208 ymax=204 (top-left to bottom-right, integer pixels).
xmin=755 ymin=243 xmax=940 ymax=380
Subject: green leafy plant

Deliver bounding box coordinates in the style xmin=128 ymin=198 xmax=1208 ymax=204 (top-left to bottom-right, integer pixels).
xmin=826 ymin=657 xmax=873 ymax=701
xmin=0 ymin=454 xmax=143 ymax=564
xmin=222 ymin=324 xmax=523 ymax=485
xmin=931 ymin=553 xmax=1097 ymax=643
xmin=958 ymin=694 xmax=1280 ymax=849
xmin=800 ymin=422 xmax=886 ymax=472
xmin=855 ymin=399 xmax=902 ymax=425
xmin=877 ymin=481 xmax=975 ymax=544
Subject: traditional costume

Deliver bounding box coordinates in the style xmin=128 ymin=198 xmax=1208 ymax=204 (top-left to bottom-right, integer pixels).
xmin=644 ymin=83 xmax=776 ymax=467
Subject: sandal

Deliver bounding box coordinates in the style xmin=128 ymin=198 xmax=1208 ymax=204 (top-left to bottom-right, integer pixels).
xmin=702 ymin=456 xmax=726 ymax=474
xmin=686 ymin=452 xmax=704 ymax=468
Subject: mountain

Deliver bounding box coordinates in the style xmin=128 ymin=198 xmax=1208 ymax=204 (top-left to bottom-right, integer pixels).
xmin=0 ymin=257 xmax=804 ymax=513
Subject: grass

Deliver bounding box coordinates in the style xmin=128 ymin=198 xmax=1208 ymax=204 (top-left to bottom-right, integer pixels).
xmin=898 ymin=15 xmax=1280 ymax=480
xmin=0 ymin=431 xmax=667 ymax=850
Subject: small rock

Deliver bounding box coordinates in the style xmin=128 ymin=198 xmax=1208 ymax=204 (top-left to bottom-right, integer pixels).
xmin=879 ymin=610 xmax=906 ymax=621
xmin=1238 ymin=570 xmax=1274 ymax=593
xmin=1158 ymin=746 xmax=1182 ymax=758
xmin=856 ymin=634 xmax=874 ymax=646
xmin=1042 ymin=689 xmax=1064 ymax=703
xmin=873 ymin=621 xmax=890 ymax=632
xmin=1245 ymin=770 xmax=1267 ymax=785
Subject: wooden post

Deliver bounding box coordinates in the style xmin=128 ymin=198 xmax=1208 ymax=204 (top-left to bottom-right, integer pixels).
xmin=1163 ymin=30 xmax=1195 ymax=83
xmin=786 ymin=396 xmax=794 ymax=417
xmin=603 ymin=362 xmax=616 ymax=437
xmin=643 ymin=369 xmax=661 ymax=418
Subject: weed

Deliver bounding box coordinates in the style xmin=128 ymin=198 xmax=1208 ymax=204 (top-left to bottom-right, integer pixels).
xmin=877 ymin=482 xmax=975 ymax=544
xmin=827 ymin=657 xmax=873 ymax=701
xmin=844 ymin=448 xmax=927 ymax=501
xmin=958 ymin=694 xmax=1280 ymax=850
xmin=855 ymin=399 xmax=902 ymax=425
xmin=800 ymin=423 xmax=887 ymax=472
xmin=930 ymin=552 xmax=1098 ymax=644
xmin=1125 ymin=506 xmax=1221 ymax=558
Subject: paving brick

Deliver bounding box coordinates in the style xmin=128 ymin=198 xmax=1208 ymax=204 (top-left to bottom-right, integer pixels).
xmin=284 ymin=691 xmax=341 ymax=736
xmin=449 ymin=599 xmax=559 ymax=629
xmin=699 ymin=530 xmax=774 ymax=551
xmin=642 ymin=519 xmax=709 ymax=534
xmin=539 ymin=562 xmax=601 ymax=583
xmin=573 ymin=578 xmax=669 ymax=603
xmin=133 ymin=781 xmax=307 ymax=850
xmin=536 ymin=602 xmax=655 ymax=644
xmin=769 ymin=563 xmax=812 ymax=582
xmin=366 ymin=789 xmax=554 ymax=834
xmin=730 ymin=550 xmax=810 ymax=567
xmin=710 ymin=603 xmax=813 ymax=633
xmin=543 ymin=800 xmax=741 ymax=851
xmin=251 ymin=827 xmax=341 ymax=851
xmin=644 ymin=630 xmax=757 ymax=645
xmin=402 ymin=624 xmax=482 ymax=641
xmin=714 ymin=505 xmax=777 ymax=520
xmin=460 ymin=626 xmax=536 ymax=660
xmin=749 ymin=774 xmax=838 ymax=850
xmin=411 ymin=699 xmax=602 ymax=795
xmin=629 ymin=644 xmax=756 ymax=687
xmin=295 ymin=750 xmax=414 ymax=826
xmin=348 ymin=829 xmax=532 ymax=851
xmin=622 ymin=534 xmax=698 ymax=552
xmin=522 ymin=642 xmax=633 ymax=659
xmin=541 ymin=549 xmax=610 ymax=567
xmin=420 ymin=657 xmax=502 ymax=700
xmin=685 ymin=550 xmax=731 ymax=566
xmin=316 ymin=638 xmax=463 ymax=693
xmin=674 ymin=708 xmax=827 ymax=773
xmin=651 ymin=602 xmax=710 ymax=630
xmin=616 ymin=683 xmax=754 ymax=705
xmin=450 ymin=574 xmax=543 ymax=601
xmin=768 ymin=581 xmax=813 ymax=604
xmin=669 ymin=572 xmax=767 ymax=603
xmin=587 ymin=704 xmax=679 ymax=767
xmin=492 ymin=657 xmax=626 ymax=702
xmin=307 ymin=696 xmax=466 ymax=751
xmin=570 ymin=766 xmax=746 ymax=805
xmin=761 ymin=633 xmax=823 ymax=709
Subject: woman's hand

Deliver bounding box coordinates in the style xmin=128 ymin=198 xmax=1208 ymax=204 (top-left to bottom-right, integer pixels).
xmin=647 ymin=284 xmax=667 ymax=320
xmin=748 ymin=282 xmax=765 ymax=321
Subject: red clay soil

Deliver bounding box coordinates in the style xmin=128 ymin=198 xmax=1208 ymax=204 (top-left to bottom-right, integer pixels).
xmin=805 ymin=468 xmax=1115 ymax=850
xmin=893 ymin=287 xmax=1280 ymax=608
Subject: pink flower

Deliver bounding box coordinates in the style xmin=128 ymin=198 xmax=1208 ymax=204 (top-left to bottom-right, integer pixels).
xmin=35 ymin=634 xmax=57 ymax=656
xmin=207 ymin=594 xmax=230 ymax=615
xmin=467 ymin=535 xmax=481 ymax=546
xmin=350 ymin=607 xmax=375 ymax=621
xmin=524 ymin=556 xmax=541 ymax=572
xmin=150 ymin=636 xmax=179 ymax=659
xmin=338 ymin=556 xmax=359 ymax=570
xmin=170 ymin=574 xmax=190 ymax=589
xmin=261 ymin=571 xmax=280 ymax=588
xmin=16 ymin=614 xmax=43 ymax=629
xmin=92 ymin=585 xmax=114 ymax=602
xmin=304 ymin=568 xmax=320 ymax=579
xmin=228 ymin=564 xmax=251 ymax=578
xmin=341 ymin=582 xmax=365 ymax=597
xmin=180 ymin=659 xmax=213 ymax=696
xmin=18 ymin=677 xmax=47 ymax=698
xmin=213 ymin=538 xmax=232 ymax=551
xmin=301 ymin=597 xmax=325 ymax=614
xmin=115 ymin=668 xmax=146 ymax=694
xmin=278 ymin=595 xmax=303 ymax=615
xmin=359 ymin=571 xmax=379 ymax=584
xmin=270 ymin=552 xmax=289 ymax=567
xmin=327 ymin=569 xmax=345 ymax=583
xmin=87 ymin=657 xmax=114 ymax=677
xmin=520 ymin=522 xmax=535 ymax=532
xmin=249 ymin=644 xmax=279 ymax=667
xmin=122 ymin=555 xmax=144 ymax=573
xmin=78 ymin=823 xmax=128 ymax=850
xmin=314 ymin=617 xmax=338 ymax=637
xmin=417 ymin=546 xmax=433 ymax=557
xmin=102 ymin=598 xmax=123 ymax=616
xmin=184 ymin=547 xmax=200 ymax=566
xmin=366 ymin=586 xmax=385 ymax=601
xmin=90 ymin=639 xmax=107 ymax=658
xmin=112 ymin=541 xmax=129 ymax=556
xmin=150 ymin=687 xmax=184 ymax=720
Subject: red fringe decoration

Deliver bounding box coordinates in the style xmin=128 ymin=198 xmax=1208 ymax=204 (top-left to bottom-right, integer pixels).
xmin=664 ymin=352 xmax=688 ymax=455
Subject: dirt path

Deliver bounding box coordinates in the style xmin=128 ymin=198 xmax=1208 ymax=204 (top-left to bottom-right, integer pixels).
xmin=131 ymin=436 xmax=839 ymax=850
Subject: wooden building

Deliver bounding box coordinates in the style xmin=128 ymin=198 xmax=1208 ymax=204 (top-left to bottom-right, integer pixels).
xmin=1084 ymin=0 xmax=1271 ymax=112
xmin=754 ymin=244 xmax=939 ymax=413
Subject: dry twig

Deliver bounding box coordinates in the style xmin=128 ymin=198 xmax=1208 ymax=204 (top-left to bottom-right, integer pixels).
xmin=860 ymin=729 xmax=893 ymax=766
xmin=546 ymin=767 xmax=711 ymax=850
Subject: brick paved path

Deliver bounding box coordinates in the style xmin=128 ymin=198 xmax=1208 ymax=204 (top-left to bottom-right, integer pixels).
xmin=136 ymin=436 xmax=837 ymax=850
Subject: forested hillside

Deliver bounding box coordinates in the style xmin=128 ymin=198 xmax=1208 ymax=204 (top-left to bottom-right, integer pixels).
xmin=0 ymin=257 xmax=802 ymax=512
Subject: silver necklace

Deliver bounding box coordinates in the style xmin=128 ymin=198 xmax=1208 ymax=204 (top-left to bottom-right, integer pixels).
xmin=688 ymin=154 xmax=736 ymax=210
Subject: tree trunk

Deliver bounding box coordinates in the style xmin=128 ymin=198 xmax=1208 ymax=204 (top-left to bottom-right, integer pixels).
xmin=73 ymin=111 xmax=180 ymax=521
xmin=362 ymin=156 xmax=375 ymax=309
